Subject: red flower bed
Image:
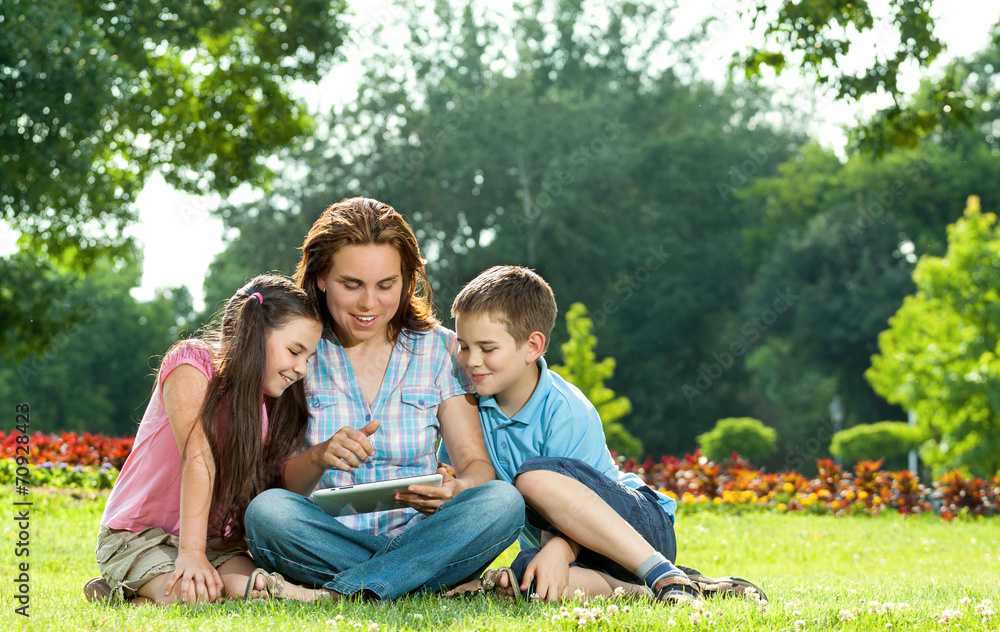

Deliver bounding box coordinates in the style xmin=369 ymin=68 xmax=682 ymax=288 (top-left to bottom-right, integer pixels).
xmin=3 ymin=433 xmax=998 ymax=518
xmin=0 ymin=431 xmax=133 ymax=470
xmin=621 ymin=449 xmax=1000 ymax=519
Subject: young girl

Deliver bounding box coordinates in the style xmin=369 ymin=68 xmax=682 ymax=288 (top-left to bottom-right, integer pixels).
xmin=84 ymin=274 xmax=331 ymax=605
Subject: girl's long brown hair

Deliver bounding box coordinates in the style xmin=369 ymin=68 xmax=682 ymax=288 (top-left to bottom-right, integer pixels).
xmin=294 ymin=197 xmax=438 ymax=342
xmin=189 ymin=273 xmax=319 ymax=546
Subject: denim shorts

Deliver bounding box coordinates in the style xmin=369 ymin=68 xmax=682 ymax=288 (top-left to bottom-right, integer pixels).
xmin=510 ymin=456 xmax=676 ymax=588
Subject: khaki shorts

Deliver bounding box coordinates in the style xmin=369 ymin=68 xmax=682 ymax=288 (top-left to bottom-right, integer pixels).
xmin=95 ymin=526 xmax=248 ymax=601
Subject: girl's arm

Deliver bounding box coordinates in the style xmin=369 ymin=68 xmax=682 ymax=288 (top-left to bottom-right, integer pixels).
xmin=162 ymin=364 xmax=225 ymax=603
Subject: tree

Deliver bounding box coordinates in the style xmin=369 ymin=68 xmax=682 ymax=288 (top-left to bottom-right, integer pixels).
xmin=549 ymin=303 xmax=641 ymax=459
xmin=0 ymin=259 xmax=193 ymax=436
xmin=1 ymin=0 xmax=348 ymax=359
xmin=734 ymin=0 xmax=979 ymax=154
xmin=201 ymin=0 xmax=800 ymax=458
xmin=866 ymin=196 xmax=1000 ymax=476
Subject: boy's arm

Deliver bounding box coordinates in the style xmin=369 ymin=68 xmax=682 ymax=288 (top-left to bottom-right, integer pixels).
xmin=163 ymin=364 xmax=225 ymax=603
xmin=522 ymin=534 xmax=580 ymax=601
xmin=398 ymin=392 xmax=495 ymax=515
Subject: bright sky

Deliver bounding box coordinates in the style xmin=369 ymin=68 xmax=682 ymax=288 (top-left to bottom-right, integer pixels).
xmin=3 ymin=0 xmax=998 ymax=311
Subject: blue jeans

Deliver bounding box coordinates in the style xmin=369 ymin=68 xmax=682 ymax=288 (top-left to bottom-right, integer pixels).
xmin=510 ymin=456 xmax=676 ymax=592
xmin=245 ymin=480 xmax=524 ymax=600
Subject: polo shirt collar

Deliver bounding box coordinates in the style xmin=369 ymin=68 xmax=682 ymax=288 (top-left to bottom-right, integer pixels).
xmin=479 ymin=356 xmax=552 ymax=426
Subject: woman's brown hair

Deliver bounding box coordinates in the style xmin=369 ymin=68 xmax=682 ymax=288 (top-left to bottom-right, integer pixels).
xmin=294 ymin=197 xmax=438 ymax=341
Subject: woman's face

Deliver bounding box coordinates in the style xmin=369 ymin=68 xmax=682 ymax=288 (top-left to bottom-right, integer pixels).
xmin=317 ymin=244 xmax=403 ymax=347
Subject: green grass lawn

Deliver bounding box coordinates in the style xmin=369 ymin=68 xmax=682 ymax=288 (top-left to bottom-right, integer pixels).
xmin=2 ymin=489 xmax=998 ymax=631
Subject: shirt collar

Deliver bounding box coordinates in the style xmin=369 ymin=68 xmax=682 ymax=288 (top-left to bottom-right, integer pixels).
xmin=479 ymin=356 xmax=552 ymax=426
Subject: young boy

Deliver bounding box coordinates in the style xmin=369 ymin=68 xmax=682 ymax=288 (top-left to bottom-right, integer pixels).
xmin=443 ymin=266 xmax=765 ymax=604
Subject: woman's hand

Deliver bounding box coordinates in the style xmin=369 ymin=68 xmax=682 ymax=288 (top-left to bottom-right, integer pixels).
xmin=395 ymin=466 xmax=462 ymax=516
xmin=314 ymin=419 xmax=380 ymax=471
xmin=165 ymin=550 xmax=224 ymax=604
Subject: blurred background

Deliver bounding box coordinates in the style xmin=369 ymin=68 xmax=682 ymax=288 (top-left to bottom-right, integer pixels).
xmin=3 ymin=0 xmax=999 ymax=478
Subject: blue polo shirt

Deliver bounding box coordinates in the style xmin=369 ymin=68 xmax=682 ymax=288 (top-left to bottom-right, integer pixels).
xmin=439 ymin=356 xmax=676 ymax=549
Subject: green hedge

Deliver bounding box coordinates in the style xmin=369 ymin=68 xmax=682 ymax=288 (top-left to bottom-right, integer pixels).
xmin=830 ymin=421 xmax=925 ymax=466
xmin=697 ymin=417 xmax=777 ymax=465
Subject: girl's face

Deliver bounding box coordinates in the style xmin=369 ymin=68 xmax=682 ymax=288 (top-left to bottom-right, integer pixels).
xmin=317 ymin=244 xmax=403 ymax=347
xmin=263 ymin=316 xmax=323 ymax=398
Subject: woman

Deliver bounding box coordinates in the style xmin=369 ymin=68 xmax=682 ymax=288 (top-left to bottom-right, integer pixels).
xmin=244 ymin=197 xmax=523 ymax=601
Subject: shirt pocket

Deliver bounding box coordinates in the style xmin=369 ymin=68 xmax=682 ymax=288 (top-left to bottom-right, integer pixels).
xmin=400 ymin=387 xmax=443 ymax=411
xmin=306 ymin=389 xmax=338 ymax=412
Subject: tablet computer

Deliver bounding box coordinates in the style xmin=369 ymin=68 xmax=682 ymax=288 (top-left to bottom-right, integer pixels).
xmin=312 ymin=473 xmax=443 ymax=516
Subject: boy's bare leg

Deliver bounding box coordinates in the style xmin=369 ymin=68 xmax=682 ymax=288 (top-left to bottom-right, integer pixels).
xmin=515 ymin=470 xmax=658 ymax=574
xmin=490 ymin=565 xmax=647 ymax=599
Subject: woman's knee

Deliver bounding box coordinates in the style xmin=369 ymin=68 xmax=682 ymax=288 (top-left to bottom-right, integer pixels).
xmin=245 ymin=488 xmax=300 ymax=538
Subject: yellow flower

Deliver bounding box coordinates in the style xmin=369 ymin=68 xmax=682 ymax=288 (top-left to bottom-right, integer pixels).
xmin=777 ymin=503 xmax=788 ymax=512
xmin=682 ymin=492 xmax=696 ymax=504
xmin=661 ymin=489 xmax=678 ymax=501
xmin=858 ymin=491 xmax=869 ymax=500
xmin=713 ymin=497 xmax=723 ymax=505
xmin=782 ymin=482 xmax=795 ymax=493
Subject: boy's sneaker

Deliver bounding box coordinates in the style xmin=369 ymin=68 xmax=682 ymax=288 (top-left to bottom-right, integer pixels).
xmin=652 ymin=572 xmax=703 ymax=604
xmin=677 ymin=565 xmax=768 ymax=604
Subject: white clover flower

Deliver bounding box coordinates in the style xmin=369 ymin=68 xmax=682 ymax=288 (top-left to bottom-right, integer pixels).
xmin=838 ymin=609 xmax=855 ymax=621
xmin=606 ymin=604 xmax=619 ymax=616
xmin=367 ymin=622 xmax=379 ymax=632
xmin=793 ymin=619 xmax=806 ymax=630
xmin=613 ymin=586 xmax=627 ymax=597
xmin=960 ymin=596 xmax=972 ymax=606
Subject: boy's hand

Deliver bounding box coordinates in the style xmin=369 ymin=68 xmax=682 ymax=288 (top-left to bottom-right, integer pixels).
xmin=395 ymin=467 xmax=459 ymax=516
xmin=166 ymin=550 xmax=224 ymax=604
xmin=315 ymin=419 xmax=379 ymax=471
xmin=522 ymin=538 xmax=576 ymax=602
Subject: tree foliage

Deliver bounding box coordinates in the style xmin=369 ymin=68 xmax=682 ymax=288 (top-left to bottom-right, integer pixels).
xmin=0 ymin=259 xmax=193 ymax=436
xmin=1 ymin=0 xmax=348 ymax=361
xmin=549 ymin=303 xmax=641 ymax=459
xmin=735 ymin=0 xmax=977 ymax=155
xmin=867 ymin=196 xmax=1000 ymax=476
xmin=201 ymin=0 xmax=800 ymax=457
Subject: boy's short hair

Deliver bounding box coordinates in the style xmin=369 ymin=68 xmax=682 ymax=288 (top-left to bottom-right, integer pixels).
xmin=452 ymin=266 xmax=558 ymax=351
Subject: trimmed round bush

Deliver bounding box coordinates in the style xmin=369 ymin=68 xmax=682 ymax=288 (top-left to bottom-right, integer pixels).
xmin=830 ymin=421 xmax=925 ymax=466
xmin=697 ymin=417 xmax=777 ymax=465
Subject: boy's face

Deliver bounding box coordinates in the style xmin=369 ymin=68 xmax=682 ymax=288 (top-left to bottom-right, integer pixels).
xmin=455 ymin=313 xmax=536 ymax=401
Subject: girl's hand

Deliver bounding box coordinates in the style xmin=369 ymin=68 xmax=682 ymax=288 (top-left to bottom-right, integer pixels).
xmin=165 ymin=550 xmax=225 ymax=604
xmin=395 ymin=467 xmax=461 ymax=516
xmin=316 ymin=419 xmax=379 ymax=471
xmin=522 ymin=538 xmax=576 ymax=602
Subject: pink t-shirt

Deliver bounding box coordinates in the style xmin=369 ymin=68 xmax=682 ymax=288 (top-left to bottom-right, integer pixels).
xmin=100 ymin=340 xmax=268 ymax=536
